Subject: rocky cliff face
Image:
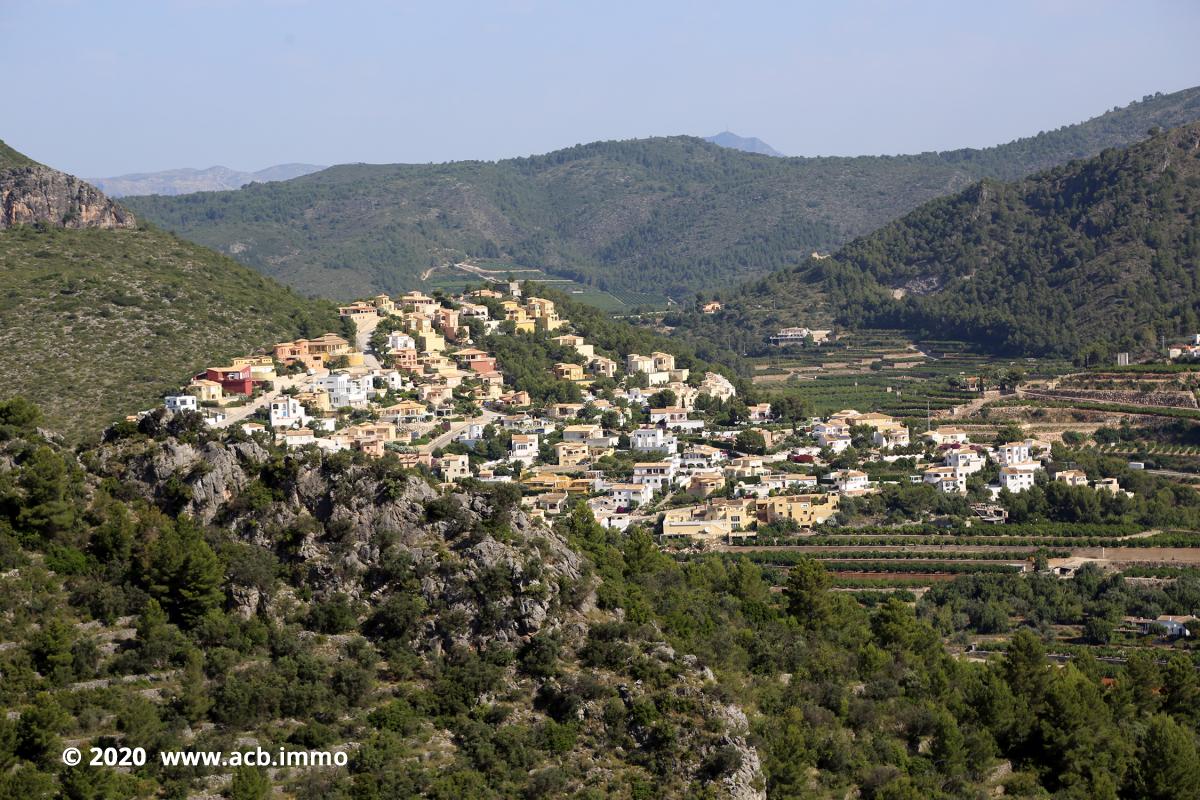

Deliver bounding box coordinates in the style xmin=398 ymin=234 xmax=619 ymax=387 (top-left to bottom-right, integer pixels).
xmin=0 ymin=165 xmax=136 ymax=229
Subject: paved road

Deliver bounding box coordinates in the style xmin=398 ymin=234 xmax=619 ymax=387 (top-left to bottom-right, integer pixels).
xmin=417 ymin=409 xmax=499 ymax=453
xmin=354 ymin=314 xmax=383 ymax=369
xmin=213 ymin=370 xmax=320 ymax=428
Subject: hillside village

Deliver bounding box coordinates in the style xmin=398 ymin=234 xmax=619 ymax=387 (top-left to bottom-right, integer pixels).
xmin=131 ymin=281 xmax=1142 ymax=549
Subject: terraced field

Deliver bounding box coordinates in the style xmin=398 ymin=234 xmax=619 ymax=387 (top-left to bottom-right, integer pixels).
xmin=709 ymin=524 xmax=1200 ymax=589
xmin=750 ymin=333 xmax=1070 ymax=421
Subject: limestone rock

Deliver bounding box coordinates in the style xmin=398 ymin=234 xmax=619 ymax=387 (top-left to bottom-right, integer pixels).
xmin=0 ymin=165 xmax=136 ymax=229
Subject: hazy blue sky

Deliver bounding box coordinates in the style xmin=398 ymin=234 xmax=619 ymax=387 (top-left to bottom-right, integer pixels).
xmin=4 ymin=0 xmax=1199 ymax=176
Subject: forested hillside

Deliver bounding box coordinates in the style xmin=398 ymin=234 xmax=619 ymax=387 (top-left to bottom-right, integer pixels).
xmin=124 ymin=87 xmax=1200 ymax=301
xmin=5 ymin=405 xmax=1200 ymax=798
xmin=677 ymin=122 xmax=1200 ymax=360
xmin=0 ymin=140 xmax=340 ymax=439
xmin=0 ymin=224 xmax=338 ymax=439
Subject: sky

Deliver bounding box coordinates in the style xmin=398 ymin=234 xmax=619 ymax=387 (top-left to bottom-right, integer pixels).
xmin=3 ymin=0 xmax=1199 ymax=177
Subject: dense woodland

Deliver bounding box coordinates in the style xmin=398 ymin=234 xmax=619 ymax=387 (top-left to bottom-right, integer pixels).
xmin=4 ymin=399 xmax=1200 ymax=798
xmin=677 ymin=123 xmax=1200 ymax=360
xmin=124 ymin=88 xmax=1200 ymax=302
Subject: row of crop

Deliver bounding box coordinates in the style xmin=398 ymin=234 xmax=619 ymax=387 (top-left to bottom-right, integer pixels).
xmin=810 ymin=522 xmax=1143 ymax=538
xmin=829 ymin=575 xmax=955 ymax=588
xmin=1118 ymin=566 xmax=1200 ymax=578
xmin=748 ymin=531 xmax=1200 ymax=549
xmin=718 ymin=550 xmax=1026 ymax=572
xmin=989 ymin=396 xmax=1200 ymax=421
xmin=817 ymin=560 xmax=1022 ymax=574
xmin=766 ymin=549 xmax=1063 ymax=562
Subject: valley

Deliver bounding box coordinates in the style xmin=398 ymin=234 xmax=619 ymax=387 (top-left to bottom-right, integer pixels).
xmin=4 ymin=27 xmax=1200 ymax=795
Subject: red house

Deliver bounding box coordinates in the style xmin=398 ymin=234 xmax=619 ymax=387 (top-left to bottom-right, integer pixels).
xmin=205 ymin=366 xmax=256 ymax=395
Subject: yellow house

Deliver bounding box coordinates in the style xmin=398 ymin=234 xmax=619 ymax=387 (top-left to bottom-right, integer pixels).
xmin=187 ymin=379 xmax=223 ymax=403
xmin=554 ymin=362 xmax=585 ymax=381
xmin=687 ymin=473 xmax=725 ymax=498
xmin=339 ymin=301 xmax=379 ymax=320
xmin=554 ymin=441 xmax=590 ymax=466
xmin=372 ymin=294 xmax=397 ymax=315
xmin=661 ymin=493 xmax=838 ymax=542
xmin=502 ymin=301 xmax=537 ymax=333
xmin=522 ymin=472 xmax=573 ymax=492
xmin=418 ymin=331 xmax=446 ymax=353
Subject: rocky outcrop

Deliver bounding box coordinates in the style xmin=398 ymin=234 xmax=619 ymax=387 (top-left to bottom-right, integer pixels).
xmin=84 ymin=425 xmax=765 ymax=797
xmin=103 ymin=429 xmax=589 ymax=650
xmin=0 ymin=165 xmax=136 ymax=229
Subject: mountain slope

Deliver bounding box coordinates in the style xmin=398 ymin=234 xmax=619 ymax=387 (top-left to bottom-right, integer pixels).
xmin=686 ymin=123 xmax=1200 ymax=359
xmin=0 ymin=140 xmax=338 ymax=439
xmin=0 ymin=138 xmax=39 ymax=170
xmin=705 ymin=131 xmax=784 ymax=156
xmin=123 ymin=86 xmax=1200 ymax=301
xmin=0 ymin=225 xmax=339 ymax=439
xmin=92 ymin=163 xmax=326 ymax=197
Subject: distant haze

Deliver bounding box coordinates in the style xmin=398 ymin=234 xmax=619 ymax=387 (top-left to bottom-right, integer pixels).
xmin=92 ymin=164 xmax=326 ymax=197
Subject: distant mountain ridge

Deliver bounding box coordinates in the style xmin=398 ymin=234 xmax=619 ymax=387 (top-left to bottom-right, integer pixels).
xmin=92 ymin=163 xmax=325 ymax=197
xmin=123 ymin=86 xmax=1200 ymax=302
xmin=705 ymin=131 xmax=784 ymax=156
xmin=680 ymin=122 xmax=1200 ymax=359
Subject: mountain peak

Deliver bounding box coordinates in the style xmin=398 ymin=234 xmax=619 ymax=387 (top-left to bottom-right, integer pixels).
xmin=705 ymin=131 xmax=785 ymax=157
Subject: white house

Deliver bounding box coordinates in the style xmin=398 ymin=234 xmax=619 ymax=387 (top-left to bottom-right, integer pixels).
xmin=632 ymin=426 xmax=679 ymax=454
xmin=999 ymin=464 xmax=1038 ymax=493
xmin=873 ymin=427 xmax=910 ymax=449
xmin=201 ymin=409 xmax=227 ymax=427
xmin=164 ymin=395 xmax=198 ymax=413
xmin=813 ymin=420 xmax=849 ymax=438
xmin=679 ymin=444 xmax=726 ymax=469
xmin=562 ymin=423 xmax=602 ymax=442
xmin=270 ymin=396 xmax=309 ymax=429
xmin=509 ymin=433 xmax=539 ymax=465
xmin=748 ymin=403 xmax=772 ymax=422
xmin=926 ymin=427 xmax=970 ymax=446
xmin=997 ymin=442 xmax=1032 ymax=466
xmin=923 ymin=466 xmax=967 ymax=494
xmin=378 ymin=369 xmax=409 ymax=392
xmin=609 ymin=482 xmax=653 ymax=509
xmin=317 ymin=372 xmax=372 ymax=408
xmin=632 ymin=461 xmax=678 ymax=491
xmin=279 ymin=427 xmax=316 ymax=448
xmin=944 ymin=449 xmax=985 ymax=475
xmin=649 ymin=408 xmax=704 ymax=432
xmin=387 ymin=331 xmax=417 ymax=351
xmin=818 ymin=433 xmax=852 ymax=453
xmin=827 ymin=469 xmax=870 ymax=495
xmin=456 ymin=422 xmax=486 ymax=446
